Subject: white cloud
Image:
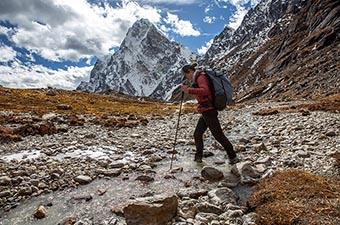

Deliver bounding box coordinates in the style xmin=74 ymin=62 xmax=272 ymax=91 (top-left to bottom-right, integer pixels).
xmin=0 ymin=45 xmax=16 ymax=62
xmin=164 ymin=12 xmax=200 ymax=37
xmin=0 ymin=62 xmax=93 ymax=90
xmin=227 ymin=6 xmax=248 ymax=29
xmin=215 ymin=0 xmax=262 ymax=29
xmin=0 ymin=0 xmax=162 ymax=61
xmin=197 ymin=39 xmax=213 ymax=55
xmin=203 ymin=16 xmax=216 ymax=24
xmin=141 ymin=0 xmax=198 ymax=4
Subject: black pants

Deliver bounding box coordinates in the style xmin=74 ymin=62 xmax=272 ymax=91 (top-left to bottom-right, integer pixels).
xmin=194 ymin=110 xmax=236 ymax=160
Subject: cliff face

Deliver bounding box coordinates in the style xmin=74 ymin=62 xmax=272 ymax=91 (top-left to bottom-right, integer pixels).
xmin=205 ymin=0 xmax=339 ymax=102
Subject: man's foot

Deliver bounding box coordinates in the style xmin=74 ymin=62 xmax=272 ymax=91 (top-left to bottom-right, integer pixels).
xmin=194 ymin=154 xmax=203 ymax=163
xmin=229 ymin=157 xmax=240 ymax=165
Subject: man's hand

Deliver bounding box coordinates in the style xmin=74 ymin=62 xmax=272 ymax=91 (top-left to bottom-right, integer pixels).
xmin=180 ymin=84 xmax=189 ymax=93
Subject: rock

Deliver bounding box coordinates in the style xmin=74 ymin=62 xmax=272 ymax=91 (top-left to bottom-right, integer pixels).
xmin=96 ymin=169 xmax=121 ymax=177
xmin=0 ymin=190 xmax=11 ymax=197
xmin=195 ymin=212 xmax=219 ymax=224
xmin=135 ymin=175 xmax=154 ymax=183
xmin=178 ymin=199 xmax=198 ymax=219
xmin=203 ymin=151 xmax=214 ymax=158
xmin=326 ymin=130 xmax=336 ymax=137
xmin=242 ymin=213 xmax=257 ymax=225
xmin=196 ymin=202 xmax=223 ymax=215
xmin=219 ymin=172 xmax=240 ymax=188
xmin=239 ymin=138 xmax=251 ymax=144
xmin=170 ymin=167 xmax=183 ymax=174
xmin=256 ymin=156 xmax=271 ymax=165
xmin=235 ymin=145 xmax=246 ymax=152
xmin=110 ymin=162 xmax=125 ymax=169
xmin=296 ymin=150 xmax=310 ymax=158
xmin=177 ymin=188 xmax=208 ymax=199
xmin=231 ymin=161 xmax=261 ymax=180
xmin=208 ymin=188 xmax=237 ymax=205
xmin=42 ymin=113 xmax=58 ymax=121
xmin=201 ymin=166 xmax=224 ymax=182
xmin=60 ymin=216 xmax=78 ymax=225
xmin=18 ymin=186 xmax=33 ymax=196
xmin=46 ymin=88 xmax=56 ymax=96
xmin=34 ymin=205 xmax=47 ymax=219
xmin=253 ymin=143 xmax=267 ymax=152
xmin=123 ymin=194 xmax=178 ymax=225
xmin=0 ymin=176 xmax=12 ymax=185
xmin=74 ymin=175 xmax=92 ymax=185
xmin=57 ymin=104 xmax=72 ymax=110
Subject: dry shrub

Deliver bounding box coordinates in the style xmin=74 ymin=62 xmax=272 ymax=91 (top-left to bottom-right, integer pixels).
xmin=248 ymin=170 xmax=340 ymax=225
xmin=253 ymin=108 xmax=279 ymax=116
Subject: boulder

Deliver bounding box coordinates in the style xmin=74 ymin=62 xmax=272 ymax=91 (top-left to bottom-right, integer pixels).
xmin=34 ymin=205 xmax=47 ymax=219
xmin=123 ymin=194 xmax=178 ymax=225
xmin=201 ymin=166 xmax=224 ymax=182
xmin=231 ymin=161 xmax=261 ymax=181
xmin=74 ymin=175 xmax=92 ymax=185
xmin=0 ymin=176 xmax=12 ymax=185
xmin=208 ymin=188 xmax=237 ymax=205
xmin=196 ymin=202 xmax=223 ymax=215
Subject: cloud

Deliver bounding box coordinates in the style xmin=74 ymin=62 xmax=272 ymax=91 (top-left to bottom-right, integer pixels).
xmin=0 ymin=62 xmax=93 ymax=90
xmin=0 ymin=45 xmax=16 ymax=62
xmin=0 ymin=0 xmax=162 ymax=61
xmin=141 ymin=0 xmax=198 ymax=5
xmin=164 ymin=12 xmax=200 ymax=37
xmin=197 ymin=39 xmax=213 ymax=55
xmin=227 ymin=5 xmax=248 ymax=29
xmin=203 ymin=16 xmax=216 ymax=24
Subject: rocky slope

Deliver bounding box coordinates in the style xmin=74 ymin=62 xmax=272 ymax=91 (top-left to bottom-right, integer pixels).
xmin=0 ymin=100 xmax=339 ymax=224
xmin=77 ymin=19 xmax=194 ymax=100
xmin=204 ymin=0 xmax=339 ymax=102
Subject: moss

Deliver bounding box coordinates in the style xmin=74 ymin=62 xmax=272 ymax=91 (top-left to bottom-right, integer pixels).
xmin=0 ymin=88 xmax=195 ymax=117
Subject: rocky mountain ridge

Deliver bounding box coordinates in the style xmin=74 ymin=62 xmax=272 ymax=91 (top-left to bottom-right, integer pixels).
xmin=204 ymin=0 xmax=339 ymax=101
xmin=78 ymin=19 xmax=194 ymax=100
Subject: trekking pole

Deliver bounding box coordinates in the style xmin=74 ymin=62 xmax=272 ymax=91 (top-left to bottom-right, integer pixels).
xmin=170 ymin=91 xmax=185 ymax=170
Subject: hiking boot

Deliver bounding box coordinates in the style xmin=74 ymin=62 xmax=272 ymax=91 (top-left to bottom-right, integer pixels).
xmin=194 ymin=154 xmax=203 ymax=163
xmin=229 ymin=157 xmax=240 ymax=165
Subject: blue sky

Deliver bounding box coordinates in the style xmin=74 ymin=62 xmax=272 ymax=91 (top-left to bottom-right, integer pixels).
xmin=0 ymin=0 xmax=260 ymax=89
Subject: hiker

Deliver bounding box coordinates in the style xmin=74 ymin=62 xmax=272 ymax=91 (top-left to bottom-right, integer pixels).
xmin=180 ymin=63 xmax=239 ymax=164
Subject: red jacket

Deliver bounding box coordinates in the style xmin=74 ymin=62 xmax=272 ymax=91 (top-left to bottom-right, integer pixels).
xmin=187 ymin=71 xmax=215 ymax=113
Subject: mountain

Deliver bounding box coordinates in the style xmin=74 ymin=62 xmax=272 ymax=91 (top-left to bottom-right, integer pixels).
xmin=77 ymin=19 xmax=194 ymax=100
xmin=204 ymin=0 xmax=339 ymax=102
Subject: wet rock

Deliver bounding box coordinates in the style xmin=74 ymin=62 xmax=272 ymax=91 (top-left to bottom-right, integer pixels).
xmin=96 ymin=169 xmax=121 ymax=177
xmin=59 ymin=216 xmax=78 ymax=225
xmin=203 ymin=151 xmax=214 ymax=158
xmin=326 ymin=130 xmax=336 ymax=137
xmin=34 ymin=205 xmax=47 ymax=219
xmin=201 ymin=166 xmax=224 ymax=182
xmin=231 ymin=161 xmax=261 ymax=180
xmin=219 ymin=172 xmax=240 ymax=188
xmin=123 ymin=194 xmax=178 ymax=225
xmin=135 ymin=175 xmax=154 ymax=183
xmin=208 ymin=188 xmax=237 ymax=205
xmin=0 ymin=176 xmax=12 ymax=185
xmin=74 ymin=175 xmax=92 ymax=185
xmin=57 ymin=104 xmax=72 ymax=110
xmin=196 ymin=202 xmax=223 ymax=215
